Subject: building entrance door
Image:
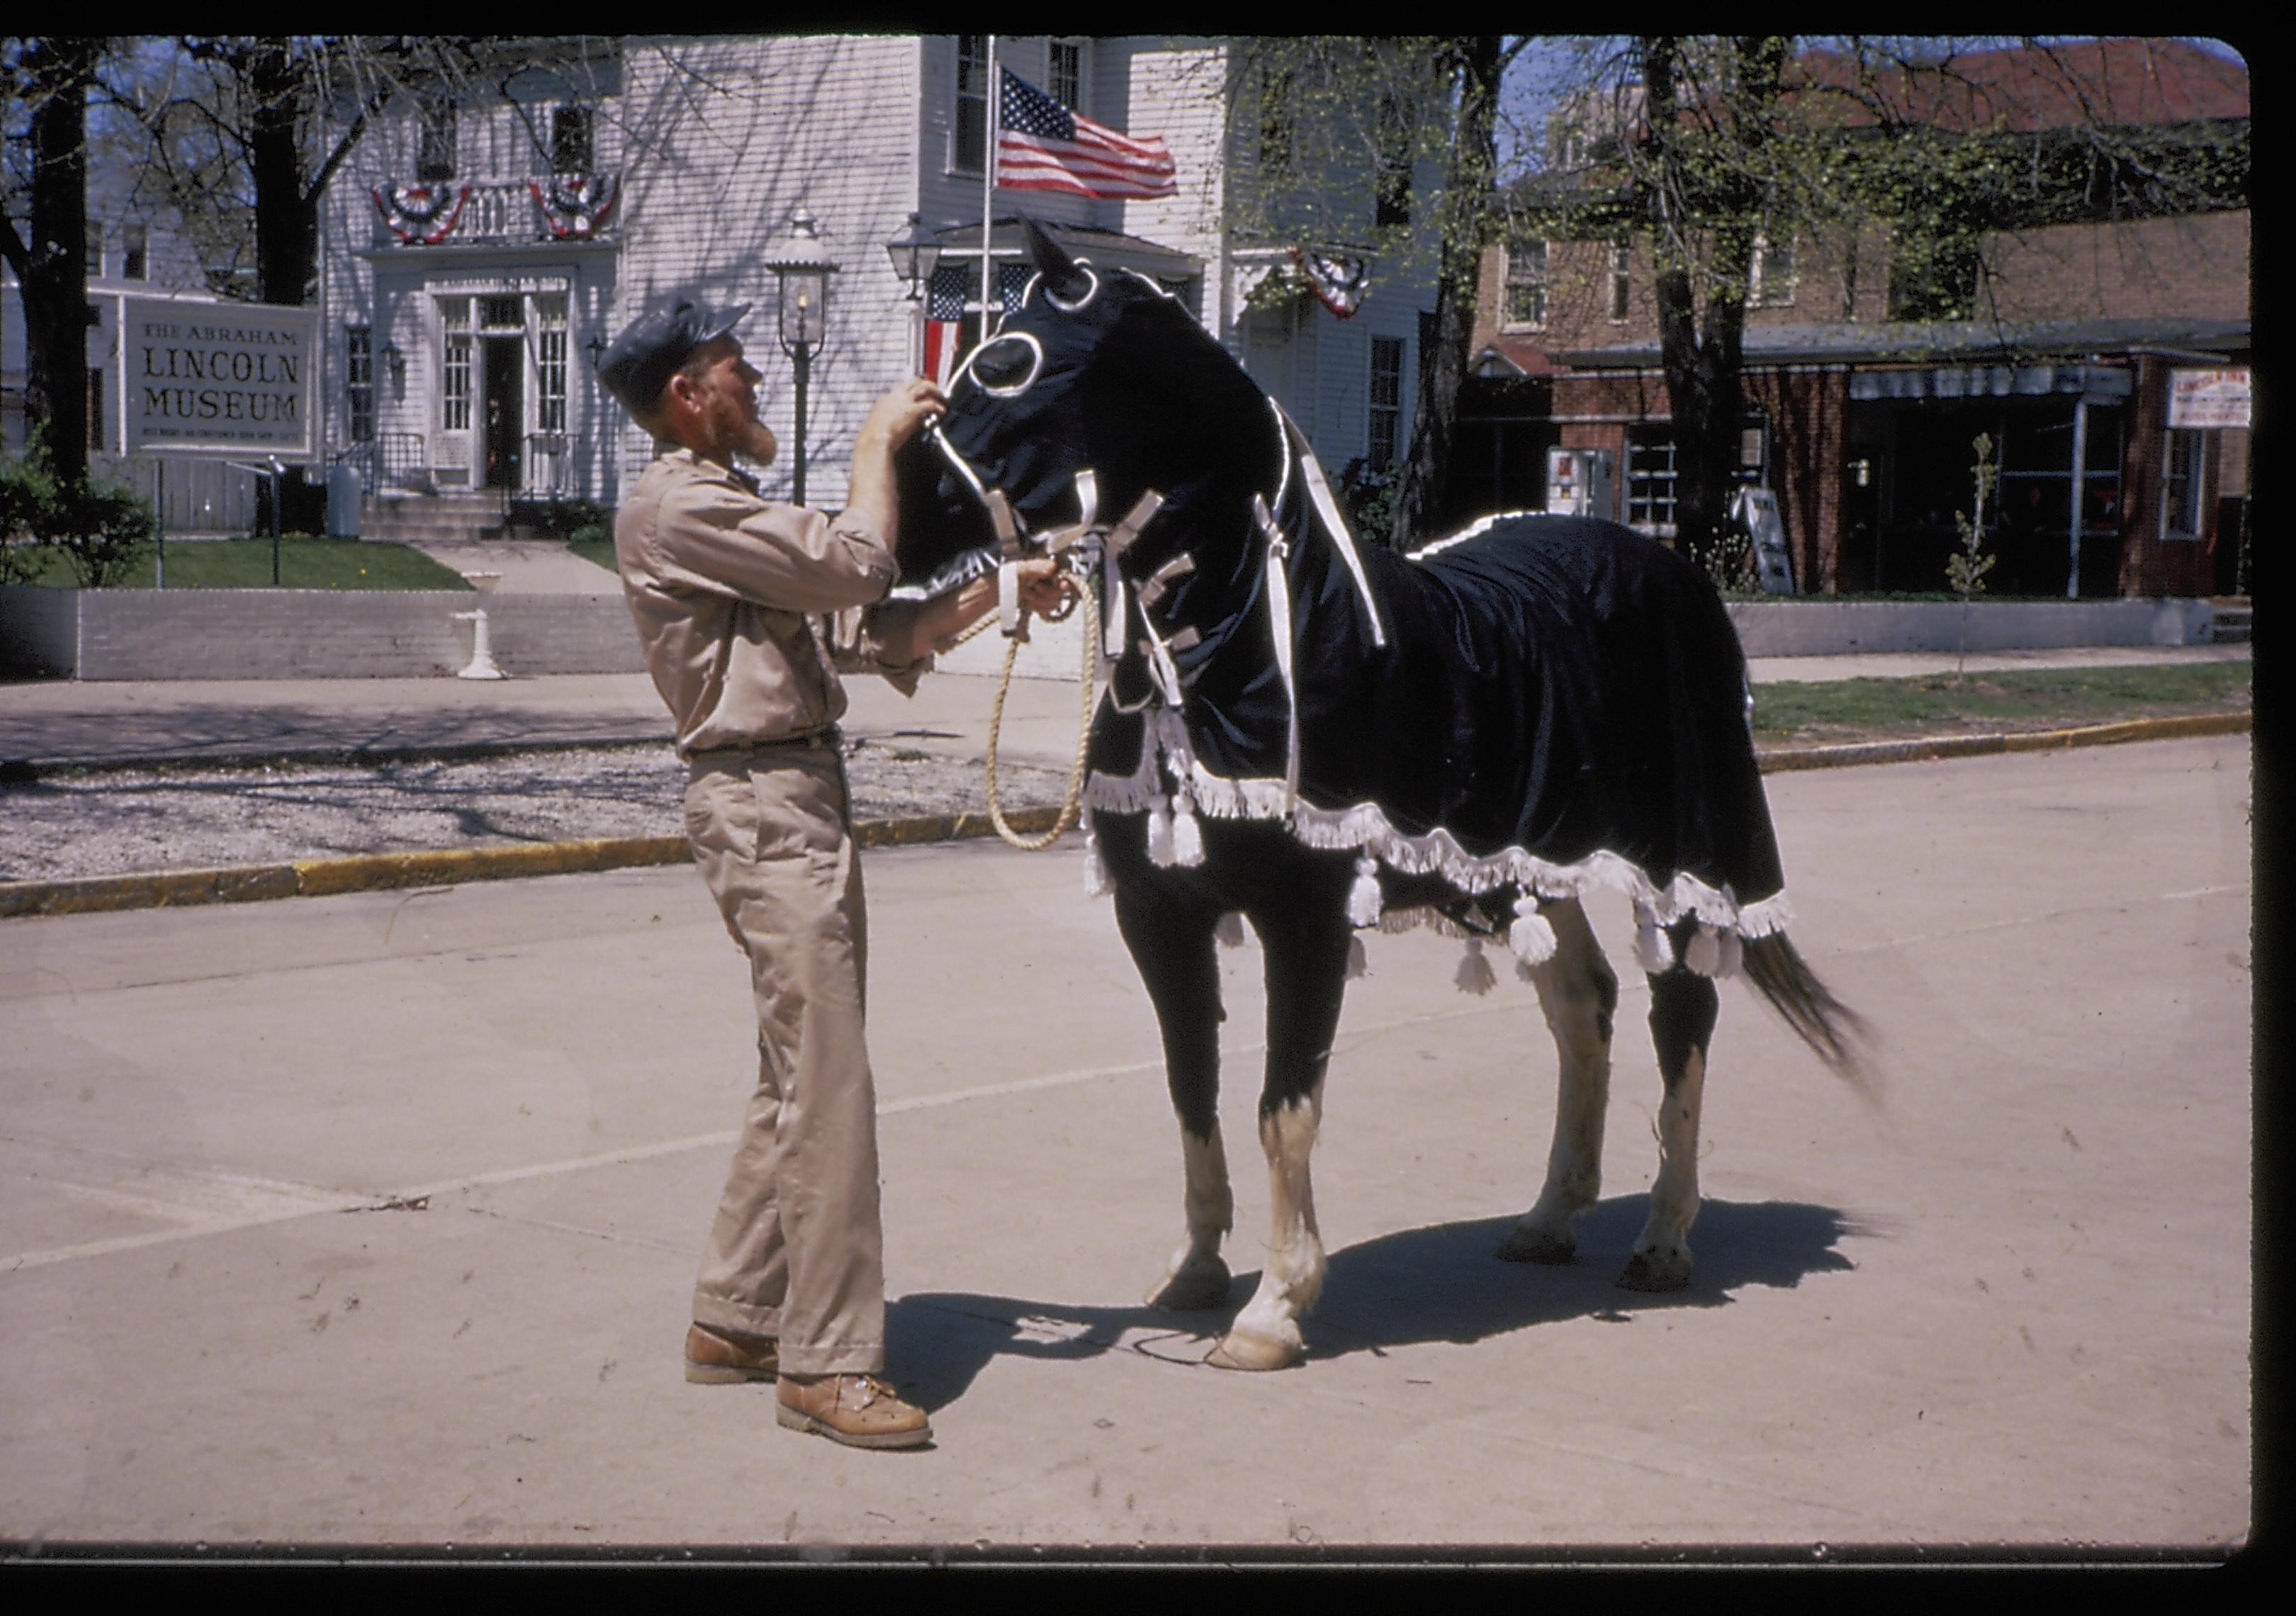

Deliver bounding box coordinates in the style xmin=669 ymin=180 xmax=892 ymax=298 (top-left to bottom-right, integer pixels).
xmin=483 ymin=336 xmax=523 ymax=490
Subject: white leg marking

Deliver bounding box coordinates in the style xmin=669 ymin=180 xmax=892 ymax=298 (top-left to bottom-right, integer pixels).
xmin=1501 ymin=903 xmax=1613 ymax=1264
xmin=1147 ymin=1124 xmax=1234 ymax=1309
xmin=1209 ymin=1084 xmax=1324 ymax=1370
xmin=1623 ymin=1047 xmax=1705 ymax=1291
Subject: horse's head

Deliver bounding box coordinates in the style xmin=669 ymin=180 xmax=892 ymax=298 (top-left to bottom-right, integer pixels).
xmin=892 ymin=219 xmax=1276 ymax=594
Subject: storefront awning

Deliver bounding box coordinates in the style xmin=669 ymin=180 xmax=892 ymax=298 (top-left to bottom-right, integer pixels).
xmin=1848 ymin=363 xmax=2132 ymax=402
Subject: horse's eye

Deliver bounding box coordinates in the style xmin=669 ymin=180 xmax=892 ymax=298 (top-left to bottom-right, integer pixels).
xmin=968 ymin=335 xmax=1041 ymax=393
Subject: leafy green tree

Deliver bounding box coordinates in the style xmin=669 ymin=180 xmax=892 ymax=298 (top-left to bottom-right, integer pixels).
xmin=1217 ymin=35 xmax=1529 ymax=549
xmin=1508 ymin=35 xmax=2247 ymax=583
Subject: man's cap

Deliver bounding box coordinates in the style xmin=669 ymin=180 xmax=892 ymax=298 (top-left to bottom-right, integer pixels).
xmin=595 ymin=296 xmax=750 ymax=414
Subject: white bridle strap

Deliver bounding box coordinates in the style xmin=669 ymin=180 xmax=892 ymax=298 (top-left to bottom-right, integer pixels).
xmin=1273 ymin=402 xmax=1385 ymax=649
xmin=1254 ymin=493 xmax=1302 ymax=811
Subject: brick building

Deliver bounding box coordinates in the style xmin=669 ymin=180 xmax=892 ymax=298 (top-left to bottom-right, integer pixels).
xmin=1465 ymin=38 xmax=2250 ymax=598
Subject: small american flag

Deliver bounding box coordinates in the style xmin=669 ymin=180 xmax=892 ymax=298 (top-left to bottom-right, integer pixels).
xmin=997 ymin=68 xmax=1176 ymax=199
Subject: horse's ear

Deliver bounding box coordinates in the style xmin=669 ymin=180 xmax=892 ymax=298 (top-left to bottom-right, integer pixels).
xmin=1021 ymin=217 xmax=1091 ymax=303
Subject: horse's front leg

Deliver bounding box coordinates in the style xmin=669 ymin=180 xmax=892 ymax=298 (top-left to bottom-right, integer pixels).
xmin=1209 ymin=903 xmax=1353 ymax=1371
xmin=1114 ymin=885 xmax=1234 ymax=1312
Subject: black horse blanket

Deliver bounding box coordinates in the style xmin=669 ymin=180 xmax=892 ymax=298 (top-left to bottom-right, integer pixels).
xmin=1081 ymin=495 xmax=1790 ymax=945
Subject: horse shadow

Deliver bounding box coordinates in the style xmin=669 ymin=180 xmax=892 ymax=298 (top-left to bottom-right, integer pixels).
xmin=889 ymin=1196 xmax=1870 ymax=1412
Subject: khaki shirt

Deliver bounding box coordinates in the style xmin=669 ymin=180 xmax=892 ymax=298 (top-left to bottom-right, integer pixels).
xmin=615 ymin=447 xmax=928 ymax=758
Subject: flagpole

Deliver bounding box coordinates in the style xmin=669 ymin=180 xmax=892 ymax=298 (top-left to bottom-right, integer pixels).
xmin=981 ymin=35 xmax=998 ymax=339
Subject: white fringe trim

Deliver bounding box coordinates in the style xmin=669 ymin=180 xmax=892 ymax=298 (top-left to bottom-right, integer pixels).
xmin=1454 ymin=938 xmax=1497 ymax=996
xmin=1082 ymin=733 xmax=1796 ymax=941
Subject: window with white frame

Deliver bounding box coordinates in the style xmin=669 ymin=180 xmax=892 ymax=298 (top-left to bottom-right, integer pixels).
xmin=1369 ymin=336 xmax=1406 ymax=469
xmin=86 ymin=224 xmax=104 ymax=280
xmin=441 ymin=300 xmax=473 ymax=432
xmin=1503 ymin=240 xmax=1548 ymax=330
xmin=1048 ymin=38 xmax=1084 ymax=111
xmin=1751 ymin=233 xmax=1796 ymax=307
xmin=123 ymin=221 xmax=147 ymax=280
xmin=551 ymin=106 xmax=594 ymax=173
xmin=419 ymin=101 xmax=459 ymax=181
xmin=1609 ymin=242 xmax=1632 ymax=322
xmin=1626 ymin=427 xmax=1678 ymax=533
xmin=347 ymin=325 xmax=376 ymax=442
xmin=536 ymin=295 xmax=568 ymax=433
xmin=2163 ymin=429 xmax=2207 ymax=539
xmin=955 ymin=35 xmax=989 ymax=172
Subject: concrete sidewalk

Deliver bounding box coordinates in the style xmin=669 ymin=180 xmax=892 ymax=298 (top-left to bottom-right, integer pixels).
xmin=0 ymin=734 xmax=2253 ymax=1554
xmin=0 ymin=643 xmax=2253 ymax=773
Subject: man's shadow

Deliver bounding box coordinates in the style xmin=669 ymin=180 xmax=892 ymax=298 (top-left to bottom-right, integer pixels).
xmin=889 ymin=1196 xmax=1871 ymax=1411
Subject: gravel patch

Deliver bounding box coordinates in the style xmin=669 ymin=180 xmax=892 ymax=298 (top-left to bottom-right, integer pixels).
xmin=0 ymin=738 xmax=1071 ymax=884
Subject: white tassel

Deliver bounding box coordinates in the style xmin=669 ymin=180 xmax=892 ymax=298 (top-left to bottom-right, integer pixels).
xmin=1082 ymin=817 xmax=1113 ymax=898
xmin=1686 ymin=924 xmax=1723 ymax=977
xmin=1347 ymin=855 xmax=1383 ymax=927
xmin=1345 ymin=933 xmax=1368 ymax=979
xmin=1454 ymin=938 xmax=1497 ymax=996
xmin=1716 ymin=928 xmax=1744 ymax=979
xmin=1508 ymin=894 xmax=1558 ymax=967
xmin=1147 ymin=794 xmax=1176 ymax=868
xmin=1169 ymin=790 xmax=1205 ymax=867
xmin=1215 ymin=911 xmax=1247 ymax=948
xmin=1633 ymin=907 xmax=1675 ymax=974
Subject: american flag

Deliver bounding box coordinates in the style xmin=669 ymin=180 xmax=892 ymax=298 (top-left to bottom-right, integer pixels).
xmin=996 ymin=68 xmax=1176 ymax=199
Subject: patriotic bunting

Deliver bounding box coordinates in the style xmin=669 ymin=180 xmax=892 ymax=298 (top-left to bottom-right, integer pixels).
xmin=371 ymin=182 xmax=471 ymax=245
xmin=529 ymin=174 xmax=619 ymax=240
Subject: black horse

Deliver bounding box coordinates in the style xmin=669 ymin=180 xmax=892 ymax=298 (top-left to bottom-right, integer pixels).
xmin=895 ymin=221 xmax=1866 ymax=1371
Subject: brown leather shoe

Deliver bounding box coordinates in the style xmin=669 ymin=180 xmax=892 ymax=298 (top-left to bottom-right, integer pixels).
xmin=775 ymin=1373 xmax=933 ymax=1449
xmin=685 ymin=1323 xmax=779 ymax=1384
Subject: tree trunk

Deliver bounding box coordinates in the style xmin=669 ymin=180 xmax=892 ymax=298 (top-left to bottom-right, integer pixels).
xmin=249 ymin=41 xmax=317 ymax=305
xmin=1390 ymin=35 xmax=1502 ymax=551
xmin=11 ymin=40 xmax=98 ymax=486
xmin=1641 ymin=36 xmax=1784 ymax=577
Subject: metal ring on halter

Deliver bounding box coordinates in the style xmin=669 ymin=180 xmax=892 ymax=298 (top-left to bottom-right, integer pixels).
xmin=952 ymin=330 xmax=1046 ymax=398
xmin=1032 ymin=262 xmax=1101 ymax=313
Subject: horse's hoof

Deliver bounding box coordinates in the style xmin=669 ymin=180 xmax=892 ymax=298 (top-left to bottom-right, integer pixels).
xmin=1616 ymin=1250 xmax=1691 ymax=1292
xmin=1496 ymin=1224 xmax=1577 ymax=1265
xmin=1145 ymin=1259 xmax=1232 ymax=1311
xmin=1205 ymin=1329 xmax=1300 ymax=1371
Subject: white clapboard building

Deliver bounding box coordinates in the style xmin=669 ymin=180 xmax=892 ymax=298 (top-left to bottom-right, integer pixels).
xmin=316 ymin=34 xmax=1444 ymax=554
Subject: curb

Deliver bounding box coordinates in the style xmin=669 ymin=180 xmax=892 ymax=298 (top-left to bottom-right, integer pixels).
xmin=0 ymin=809 xmax=1068 ymax=921
xmin=0 ymin=712 xmax=2249 ymax=921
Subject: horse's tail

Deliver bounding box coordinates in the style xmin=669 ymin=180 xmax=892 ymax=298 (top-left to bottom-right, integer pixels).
xmin=1741 ymin=931 xmax=1875 ymax=1089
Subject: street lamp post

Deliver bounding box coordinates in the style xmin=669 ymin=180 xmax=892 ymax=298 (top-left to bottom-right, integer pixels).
xmin=764 ymin=209 xmax=839 ymax=507
xmin=884 ymin=213 xmax=945 ymax=375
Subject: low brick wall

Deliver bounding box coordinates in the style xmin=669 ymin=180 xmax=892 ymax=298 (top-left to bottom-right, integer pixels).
xmin=1 ymin=585 xmax=643 ymax=680
xmin=1727 ymin=597 xmax=2213 ymax=658
xmin=1 ymin=585 xmax=2214 ymax=680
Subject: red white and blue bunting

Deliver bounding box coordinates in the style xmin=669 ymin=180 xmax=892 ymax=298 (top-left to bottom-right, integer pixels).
xmin=372 ymin=183 xmax=470 ymax=245
xmin=1292 ymin=247 xmax=1370 ymax=318
xmin=529 ymin=173 xmax=619 ymax=240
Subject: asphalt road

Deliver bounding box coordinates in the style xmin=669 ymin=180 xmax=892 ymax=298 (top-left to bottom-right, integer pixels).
xmin=0 ymin=734 xmax=2253 ymax=1559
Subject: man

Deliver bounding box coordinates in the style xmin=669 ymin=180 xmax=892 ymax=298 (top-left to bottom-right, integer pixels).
xmin=598 ymin=295 xmax=1057 ymax=1449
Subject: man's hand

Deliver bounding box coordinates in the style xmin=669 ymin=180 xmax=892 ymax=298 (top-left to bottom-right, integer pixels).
xmin=843 ymin=378 xmax=945 ymax=545
xmin=1015 ymin=556 xmax=1069 ymax=617
xmin=855 ymin=377 xmax=946 ymax=456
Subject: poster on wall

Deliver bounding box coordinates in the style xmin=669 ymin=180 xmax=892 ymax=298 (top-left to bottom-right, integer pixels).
xmin=2168 ymin=368 xmax=2251 ymax=431
xmin=123 ymin=298 xmax=319 ymax=459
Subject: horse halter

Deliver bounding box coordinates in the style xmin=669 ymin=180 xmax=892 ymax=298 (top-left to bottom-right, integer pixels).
xmin=923 ymin=416 xmax=1164 ymax=645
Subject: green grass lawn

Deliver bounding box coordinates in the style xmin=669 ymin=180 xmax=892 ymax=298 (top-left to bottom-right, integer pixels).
xmin=568 ymin=535 xmax=618 ymax=573
xmin=6 ymin=536 xmax=475 ymax=590
xmin=1752 ymin=662 xmax=2251 ymax=746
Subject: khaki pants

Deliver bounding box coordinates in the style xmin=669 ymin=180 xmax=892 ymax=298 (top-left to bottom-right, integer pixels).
xmin=682 ymin=739 xmax=885 ymax=1376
